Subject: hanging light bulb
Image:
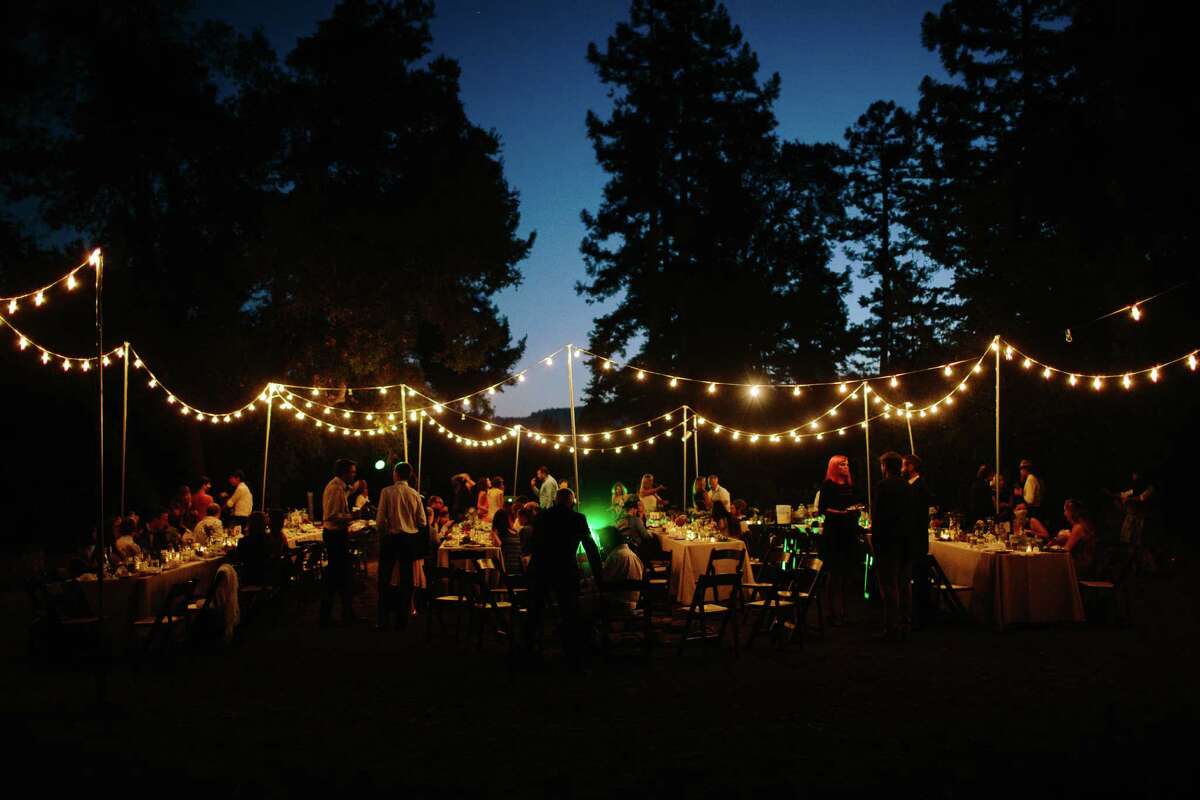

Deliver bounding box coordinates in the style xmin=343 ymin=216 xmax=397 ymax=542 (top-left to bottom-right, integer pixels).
xmin=1004 ymin=346 xmax=1014 ymax=360
xmin=1188 ymin=354 xmax=1198 ymax=371
xmin=34 ymin=292 xmax=45 ymax=307
xmin=40 ymin=351 xmax=50 ymax=364
xmin=544 ymin=357 xmax=553 ymax=367
xmin=1091 ymin=377 xmax=1103 ymax=390
xmin=1022 ymin=358 xmax=1032 ymax=369
xmin=18 ymin=337 xmax=28 ymax=350
xmin=518 ymin=374 xmax=526 ymax=383
xmin=1068 ymin=375 xmax=1078 ymax=386
xmin=838 ymin=382 xmax=848 ymax=394
xmin=88 ymin=249 xmax=101 ymax=267
xmin=487 ymin=386 xmax=496 ymax=395
xmin=8 ymin=300 xmax=17 ymax=313
xmin=1122 ymin=374 xmax=1132 ymax=390
xmin=602 ymin=360 xmax=612 ymax=370
xmin=889 ymin=376 xmax=899 ymax=388
xmin=66 ymin=274 xmax=78 ymax=290
xmin=1042 ymin=367 xmax=1052 ymax=380
xmin=749 ymin=384 xmax=761 ymax=398
xmin=669 ymin=377 xmax=678 ymax=388
xmin=1150 ymin=367 xmax=1160 ymax=383
xmin=943 ymin=365 xmax=952 ymax=377
xmin=636 ymin=370 xmax=645 ymax=381
xmin=973 ymin=364 xmax=982 ymax=373
xmin=574 ymin=348 xmax=583 ymax=359
xmin=1130 ymin=304 xmax=1142 ymax=321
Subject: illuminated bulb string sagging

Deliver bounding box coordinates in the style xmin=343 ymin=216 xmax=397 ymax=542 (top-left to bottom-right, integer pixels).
xmin=276 ymin=346 xmax=567 ymax=412
xmin=999 ymin=339 xmax=1200 ymax=386
xmin=1 ymin=310 xmax=125 ymax=368
xmin=0 ymin=250 xmax=101 ymax=314
xmin=129 ymin=347 xmax=270 ymax=423
xmin=576 ymin=345 xmax=983 ymax=392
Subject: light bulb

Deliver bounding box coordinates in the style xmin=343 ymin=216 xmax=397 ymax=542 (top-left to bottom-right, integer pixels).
xmin=1092 ymin=377 xmax=1102 ymax=390
xmin=838 ymin=383 xmax=848 ymax=393
xmin=574 ymin=348 xmax=583 ymax=359
xmin=518 ymin=374 xmax=526 ymax=382
xmin=488 ymin=386 xmax=496 ymax=395
xmin=544 ymin=357 xmax=553 ymax=366
xmin=712 ymin=425 xmax=722 ymax=433
xmin=669 ymin=377 xmax=678 ymax=387
xmin=343 ymin=411 xmax=351 ymax=419
xmin=1068 ymin=375 xmax=1078 ymax=386
xmin=40 ymin=351 xmax=49 ymax=364
xmin=624 ymin=427 xmax=632 ymax=436
xmin=1131 ymin=304 xmax=1142 ymax=321
xmin=708 ymin=382 xmax=717 ymax=394
xmin=18 ymin=337 xmax=28 ymax=350
xmin=88 ymin=248 xmax=101 ymax=267
xmin=792 ymin=386 xmax=801 ymax=396
xmin=1189 ymin=355 xmax=1197 ymax=371
xmin=1004 ymin=346 xmax=1013 ymax=360
xmin=973 ymin=364 xmax=982 ymax=373
xmin=311 ymin=388 xmax=319 ymax=396
xmin=81 ymin=360 xmax=91 ymax=372
xmin=749 ymin=434 xmax=759 ymax=443
xmin=1043 ymin=367 xmax=1052 ymax=379
xmin=991 ymin=341 xmax=999 ymax=351
xmin=1150 ymin=367 xmax=1160 ymax=383
xmin=67 ymin=274 xmax=77 ymax=290
xmin=749 ymin=385 xmax=761 ymax=398
xmin=602 ymin=360 xmax=612 ymax=370
xmin=34 ymin=292 xmax=45 ymax=307
xmin=8 ymin=300 xmax=17 ymax=313
xmin=1022 ymin=358 xmax=1032 ymax=369
xmin=732 ymin=431 xmax=740 ymax=440
xmin=889 ymin=377 xmax=898 ymax=387
xmin=410 ymin=412 xmax=417 ymax=422
xmin=636 ymin=370 xmax=645 ymax=381
xmin=1122 ymin=374 xmax=1132 ymax=389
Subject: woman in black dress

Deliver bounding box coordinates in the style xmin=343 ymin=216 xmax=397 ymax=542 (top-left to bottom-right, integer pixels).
xmin=818 ymin=454 xmax=863 ymax=625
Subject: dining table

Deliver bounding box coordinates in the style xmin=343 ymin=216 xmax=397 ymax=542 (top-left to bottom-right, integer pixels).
xmin=929 ymin=539 xmax=1085 ymax=628
xmin=654 ymin=530 xmax=755 ymax=604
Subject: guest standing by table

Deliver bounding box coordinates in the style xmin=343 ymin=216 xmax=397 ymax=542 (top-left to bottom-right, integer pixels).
xmin=692 ymin=477 xmax=711 ymax=512
xmin=611 ymin=481 xmax=630 ymax=521
xmin=1015 ymin=459 xmax=1044 ymax=522
xmin=968 ymin=465 xmax=994 ymax=526
xmin=707 ymin=474 xmax=731 ymax=511
xmin=192 ymin=476 xmax=215 ymax=523
xmin=223 ymin=469 xmax=254 ymax=535
xmin=872 ymin=452 xmax=913 ymax=642
xmin=638 ymin=473 xmax=664 ymax=513
xmin=818 ymin=454 xmax=863 ymax=626
xmin=375 ymin=461 xmax=426 ymax=631
xmin=903 ymin=454 xmax=934 ymax=628
xmin=487 ymin=477 xmax=506 ymax=521
xmin=533 ymin=466 xmax=559 ymax=509
xmin=527 ymin=488 xmax=602 ymax=669
xmin=321 ymin=458 xmax=358 ymax=627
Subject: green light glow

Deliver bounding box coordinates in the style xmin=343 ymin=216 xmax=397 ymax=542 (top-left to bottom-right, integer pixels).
xmin=374 ymin=459 xmax=386 ymax=471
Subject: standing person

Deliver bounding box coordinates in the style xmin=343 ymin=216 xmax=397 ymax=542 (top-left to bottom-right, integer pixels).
xmin=610 ymin=482 xmax=629 ymax=520
xmin=487 ymin=477 xmax=506 ymax=521
xmin=903 ymin=454 xmax=935 ymax=628
xmin=1015 ymin=459 xmax=1043 ymax=521
xmin=818 ymin=455 xmax=863 ymax=626
xmin=638 ymin=473 xmax=664 ymax=514
xmin=527 ymin=488 xmax=602 ymax=669
xmin=222 ymin=469 xmax=253 ymax=535
xmin=168 ymin=485 xmax=196 ymax=533
xmin=450 ymin=474 xmax=475 ymax=521
xmin=968 ymin=465 xmax=994 ymax=526
xmin=692 ymin=477 xmax=711 ymax=512
xmin=707 ymin=475 xmax=731 ymax=511
xmin=474 ymin=476 xmax=492 ymax=521
xmin=494 ymin=507 xmax=524 ymax=575
xmin=872 ymin=452 xmax=913 ymax=642
xmin=374 ymin=462 xmax=426 ymax=631
xmin=320 ymin=459 xmax=358 ymax=627
xmin=532 ymin=466 xmax=559 ymax=509
xmin=192 ymin=477 xmax=214 ymax=523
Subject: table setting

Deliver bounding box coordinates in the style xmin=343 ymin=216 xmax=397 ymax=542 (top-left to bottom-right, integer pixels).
xmin=655 ymin=518 xmax=754 ymax=603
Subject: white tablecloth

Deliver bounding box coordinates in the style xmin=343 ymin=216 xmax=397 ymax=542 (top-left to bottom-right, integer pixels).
xmin=929 ymin=540 xmax=1084 ymax=627
xmin=655 ymin=533 xmax=754 ymax=604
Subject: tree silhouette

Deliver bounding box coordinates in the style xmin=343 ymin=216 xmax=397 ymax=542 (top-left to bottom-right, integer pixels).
xmin=843 ymin=100 xmax=945 ymax=372
xmin=579 ymin=0 xmax=849 ymax=413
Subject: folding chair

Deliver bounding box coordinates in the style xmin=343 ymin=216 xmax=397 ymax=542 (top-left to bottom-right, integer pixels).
xmin=134 ymin=578 xmax=198 ymax=656
xmin=26 ymin=579 xmax=103 ymax=661
xmin=1079 ymin=545 xmax=1137 ymax=624
xmin=489 ymin=570 xmax=530 ymax=655
xmin=741 ymin=544 xmax=787 ymax=610
xmin=468 ymin=557 xmax=511 ymax=648
xmin=777 ymin=556 xmax=826 ymax=647
xmin=926 ymin=554 xmax=972 ymax=622
xmin=597 ymin=576 xmax=655 ymax=661
xmin=641 ymin=545 xmax=673 ymax=609
xmin=677 ymin=548 xmax=744 ymax=657
xmin=423 ymin=560 xmax=471 ymax=642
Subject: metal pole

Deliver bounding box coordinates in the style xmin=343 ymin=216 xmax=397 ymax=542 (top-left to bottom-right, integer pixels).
xmin=512 ymin=425 xmax=522 ymax=505
xmin=565 ymin=345 xmax=581 ymax=499
xmin=862 ymin=381 xmax=872 ymax=512
xmin=400 ymin=385 xmax=409 ymax=462
xmin=681 ymin=406 xmax=689 ymax=511
xmin=994 ymin=337 xmax=1001 ymax=518
xmin=692 ymin=406 xmax=700 ymax=487
xmin=95 ymin=251 xmax=104 ymax=624
xmin=120 ymin=339 xmax=129 ymax=516
xmin=260 ymin=384 xmax=273 ymax=511
xmin=905 ymin=410 xmax=916 ymax=456
xmin=417 ymin=413 xmax=424 ymax=494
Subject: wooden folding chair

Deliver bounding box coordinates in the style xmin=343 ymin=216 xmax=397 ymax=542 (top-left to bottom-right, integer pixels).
xmin=926 ymin=554 xmax=972 ymax=621
xmin=134 ymin=578 xmax=198 ymax=656
xmin=677 ymin=548 xmax=744 ymax=657
xmin=597 ymin=575 xmax=655 ymax=661
xmin=1079 ymin=545 xmax=1137 ymax=624
xmin=423 ymin=560 xmax=471 ymax=642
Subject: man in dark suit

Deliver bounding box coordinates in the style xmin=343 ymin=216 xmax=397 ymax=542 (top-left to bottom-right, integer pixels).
xmin=872 ymin=452 xmax=913 ymax=642
xmin=527 ymin=488 xmax=602 ymax=669
xmin=903 ymin=454 xmax=935 ymax=629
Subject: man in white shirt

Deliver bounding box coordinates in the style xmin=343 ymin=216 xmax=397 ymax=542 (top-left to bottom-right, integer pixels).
xmin=534 ymin=466 xmax=559 ymax=509
xmin=600 ymin=526 xmax=644 ymax=613
xmin=320 ymin=458 xmax=357 ymax=627
xmin=223 ymin=469 xmax=253 ymax=535
xmin=189 ymin=503 xmax=224 ymax=545
xmin=707 ymin=474 xmax=731 ymax=511
xmin=1016 ymin=459 xmax=1043 ymax=520
xmin=374 ymin=462 xmax=427 ymax=630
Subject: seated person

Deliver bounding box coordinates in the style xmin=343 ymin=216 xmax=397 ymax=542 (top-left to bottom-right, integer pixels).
xmin=711 ymin=500 xmax=743 ymax=540
xmin=188 ymin=503 xmax=225 ymax=545
xmin=137 ymin=509 xmax=180 ymax=556
xmin=113 ymin=517 xmax=141 ymax=560
xmin=234 ymin=511 xmax=270 ymax=586
xmin=599 ymin=526 xmax=644 ymax=614
xmin=615 ymin=497 xmax=653 ymax=550
xmin=266 ymin=507 xmax=289 ymax=557
xmin=1031 ymin=499 xmax=1097 ymax=577
xmin=494 ymin=508 xmax=524 ymax=575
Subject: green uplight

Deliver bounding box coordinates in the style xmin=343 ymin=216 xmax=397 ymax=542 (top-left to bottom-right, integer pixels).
xmin=374 ymin=459 xmax=386 ymax=471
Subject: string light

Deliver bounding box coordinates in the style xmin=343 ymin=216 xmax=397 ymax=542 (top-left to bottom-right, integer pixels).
xmin=1130 ymin=304 xmax=1142 ymax=321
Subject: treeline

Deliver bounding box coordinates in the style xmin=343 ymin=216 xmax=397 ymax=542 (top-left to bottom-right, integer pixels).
xmin=579 ymin=0 xmax=1196 ymax=415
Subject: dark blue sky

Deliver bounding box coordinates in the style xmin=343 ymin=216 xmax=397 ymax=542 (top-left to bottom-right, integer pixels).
xmin=199 ymin=0 xmax=946 ymax=414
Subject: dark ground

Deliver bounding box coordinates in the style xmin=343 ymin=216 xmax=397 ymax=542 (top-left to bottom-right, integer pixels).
xmin=3 ymin=551 xmax=1198 ymax=798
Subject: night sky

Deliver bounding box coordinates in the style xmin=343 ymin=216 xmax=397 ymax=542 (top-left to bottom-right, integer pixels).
xmin=197 ymin=0 xmax=945 ymax=415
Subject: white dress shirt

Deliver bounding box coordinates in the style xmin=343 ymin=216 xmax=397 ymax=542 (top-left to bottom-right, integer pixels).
xmin=1023 ymin=475 xmax=1043 ymax=507
xmin=539 ymin=475 xmax=559 ymax=508
xmin=226 ymin=482 xmax=253 ymax=517
xmin=322 ymin=476 xmax=350 ymax=531
xmin=709 ymin=485 xmax=731 ymax=510
xmin=602 ymin=543 xmax=644 ymax=611
xmin=376 ymin=480 xmax=427 ymax=534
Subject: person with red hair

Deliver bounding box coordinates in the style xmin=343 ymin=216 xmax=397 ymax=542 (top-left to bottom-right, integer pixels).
xmin=819 ymin=454 xmax=864 ymax=625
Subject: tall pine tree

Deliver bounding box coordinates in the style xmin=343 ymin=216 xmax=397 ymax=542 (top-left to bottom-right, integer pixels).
xmin=579 ymin=0 xmax=849 ymax=411
xmin=843 ymin=100 xmax=945 ymax=372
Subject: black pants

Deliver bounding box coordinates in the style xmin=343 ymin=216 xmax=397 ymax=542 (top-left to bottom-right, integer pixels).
xmin=320 ymin=529 xmax=354 ymax=624
xmin=377 ymin=533 xmax=416 ymax=627
xmin=528 ymin=577 xmax=587 ymax=668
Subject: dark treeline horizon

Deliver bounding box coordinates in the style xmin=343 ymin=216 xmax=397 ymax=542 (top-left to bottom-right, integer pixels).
xmin=1 ymin=0 xmax=1196 ymax=556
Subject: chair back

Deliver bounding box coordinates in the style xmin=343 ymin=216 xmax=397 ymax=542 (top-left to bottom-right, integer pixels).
xmin=792 ymin=556 xmax=824 ymax=596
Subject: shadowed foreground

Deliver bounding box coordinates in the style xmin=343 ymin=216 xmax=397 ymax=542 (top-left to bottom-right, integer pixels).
xmin=3 ymin=555 xmax=1197 ymax=797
